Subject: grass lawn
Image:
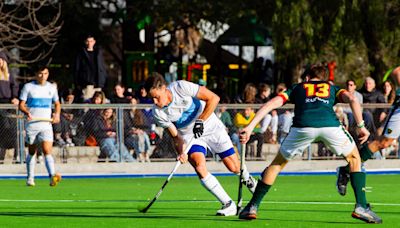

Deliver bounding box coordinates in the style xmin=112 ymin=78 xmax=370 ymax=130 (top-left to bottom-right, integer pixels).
xmin=0 ymin=175 xmax=399 ymax=227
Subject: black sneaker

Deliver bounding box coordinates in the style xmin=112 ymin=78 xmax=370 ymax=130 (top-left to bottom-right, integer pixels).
xmin=238 ymin=203 xmax=258 ymax=220
xmin=336 ymin=166 xmax=350 ymax=196
xmin=352 ymin=203 xmax=382 ymax=224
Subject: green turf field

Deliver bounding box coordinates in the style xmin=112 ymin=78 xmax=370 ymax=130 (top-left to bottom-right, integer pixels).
xmin=0 ymin=175 xmax=399 ymax=227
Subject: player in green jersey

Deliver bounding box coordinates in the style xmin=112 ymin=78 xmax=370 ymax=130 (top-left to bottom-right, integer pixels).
xmin=238 ymin=64 xmax=382 ymax=223
xmin=336 ymin=66 xmax=400 ymax=197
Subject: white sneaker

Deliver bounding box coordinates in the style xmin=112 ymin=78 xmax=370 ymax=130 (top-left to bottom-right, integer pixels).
xmin=26 ymin=178 xmax=35 ymax=187
xmin=216 ymin=200 xmax=237 ymax=216
xmin=243 ymin=175 xmax=258 ymax=194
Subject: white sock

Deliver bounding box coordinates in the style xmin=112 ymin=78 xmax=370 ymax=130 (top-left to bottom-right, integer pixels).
xmin=235 ymin=165 xmax=250 ymax=181
xmin=44 ymin=154 xmax=55 ymax=176
xmin=200 ymin=173 xmax=232 ymax=204
xmin=26 ymin=154 xmax=36 ymax=179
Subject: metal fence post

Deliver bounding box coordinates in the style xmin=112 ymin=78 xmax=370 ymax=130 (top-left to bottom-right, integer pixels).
xmin=17 ymin=111 xmax=25 ymax=164
xmin=116 ymin=107 xmax=124 ymax=163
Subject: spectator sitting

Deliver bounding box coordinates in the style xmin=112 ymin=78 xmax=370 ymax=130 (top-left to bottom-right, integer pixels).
xmin=124 ymin=97 xmax=152 ymax=162
xmin=234 ymin=107 xmax=264 ymax=158
xmin=77 ymin=91 xmax=107 ymax=147
xmin=110 ymin=83 xmax=130 ymax=104
xmin=93 ymin=108 xmax=135 ymax=162
xmin=277 ymin=110 xmax=293 ymax=144
xmin=54 ymin=89 xmax=83 ymax=147
xmin=234 ymin=83 xmax=258 ymax=104
xmin=359 ymin=76 xmax=386 ymax=139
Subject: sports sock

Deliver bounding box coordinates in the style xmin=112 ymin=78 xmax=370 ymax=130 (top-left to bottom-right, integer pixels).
xmin=344 ymin=144 xmax=374 ymax=173
xmin=26 ymin=154 xmax=36 ymax=179
xmin=350 ymin=172 xmax=368 ymax=208
xmin=359 ymin=144 xmax=374 ymax=162
xmin=238 ymin=165 xmax=250 ymax=181
xmin=44 ymin=154 xmax=55 ymax=177
xmin=248 ymin=180 xmax=271 ymax=207
xmin=200 ymin=173 xmax=232 ymax=205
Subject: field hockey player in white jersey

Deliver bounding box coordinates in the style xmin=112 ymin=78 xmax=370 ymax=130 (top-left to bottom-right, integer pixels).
xmin=144 ymin=73 xmax=257 ymax=216
xmin=19 ymin=66 xmax=62 ymax=187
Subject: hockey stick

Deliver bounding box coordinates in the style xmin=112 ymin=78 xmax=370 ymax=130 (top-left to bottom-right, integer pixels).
xmin=138 ymin=137 xmax=195 ymax=213
xmin=4 ymin=114 xmax=53 ymax=122
xmin=236 ymin=142 xmax=246 ymax=215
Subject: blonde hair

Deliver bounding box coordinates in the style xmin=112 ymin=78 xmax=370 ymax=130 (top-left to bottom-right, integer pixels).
xmin=0 ymin=60 xmax=9 ymax=81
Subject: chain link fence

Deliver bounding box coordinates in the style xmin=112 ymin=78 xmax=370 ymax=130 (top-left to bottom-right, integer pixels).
xmin=0 ymin=103 xmax=398 ymax=164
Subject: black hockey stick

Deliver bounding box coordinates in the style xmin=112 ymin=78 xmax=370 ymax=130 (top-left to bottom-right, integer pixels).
xmin=138 ymin=137 xmax=194 ymax=213
xmin=236 ymin=143 xmax=246 ymax=215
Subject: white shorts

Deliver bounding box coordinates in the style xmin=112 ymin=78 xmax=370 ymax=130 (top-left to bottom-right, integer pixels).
xmin=384 ymin=108 xmax=400 ymax=139
xmin=25 ymin=122 xmax=53 ymax=145
xmin=182 ymin=114 xmax=234 ymax=156
xmin=280 ymin=126 xmax=355 ymax=160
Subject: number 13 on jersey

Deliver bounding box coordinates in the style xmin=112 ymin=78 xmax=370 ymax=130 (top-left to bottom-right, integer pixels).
xmin=303 ymin=83 xmax=330 ymax=98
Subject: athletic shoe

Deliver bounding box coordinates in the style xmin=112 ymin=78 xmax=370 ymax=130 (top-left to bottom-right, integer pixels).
xmin=238 ymin=203 xmax=258 ymax=220
xmin=243 ymin=175 xmax=257 ymax=194
xmin=50 ymin=173 xmax=62 ymax=187
xmin=26 ymin=178 xmax=35 ymax=187
xmin=216 ymin=200 xmax=237 ymax=216
xmin=352 ymin=203 xmax=382 ymax=224
xmin=336 ymin=166 xmax=350 ymax=196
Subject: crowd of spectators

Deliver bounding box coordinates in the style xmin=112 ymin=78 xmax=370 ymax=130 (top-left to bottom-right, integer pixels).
xmin=0 ymin=36 xmax=398 ymax=163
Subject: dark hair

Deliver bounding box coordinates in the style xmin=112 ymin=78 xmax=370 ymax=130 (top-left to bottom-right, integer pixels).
xmin=309 ymin=64 xmax=326 ymax=80
xmin=346 ymin=79 xmax=356 ymax=86
xmin=85 ymin=34 xmax=95 ymax=40
xmin=144 ymin=72 xmax=166 ymax=93
xmin=36 ymin=65 xmax=49 ymax=73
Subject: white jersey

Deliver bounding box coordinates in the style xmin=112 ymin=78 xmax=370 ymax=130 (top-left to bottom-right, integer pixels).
xmin=153 ymin=80 xmax=234 ymax=154
xmin=19 ymin=81 xmax=58 ymax=127
xmin=153 ymin=81 xmax=204 ymax=134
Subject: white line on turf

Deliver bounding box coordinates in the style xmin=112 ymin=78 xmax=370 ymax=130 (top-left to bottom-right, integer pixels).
xmin=0 ymin=199 xmax=399 ymax=206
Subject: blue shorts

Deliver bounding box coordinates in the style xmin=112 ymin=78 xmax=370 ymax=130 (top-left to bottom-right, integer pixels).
xmin=187 ymin=144 xmax=235 ymax=159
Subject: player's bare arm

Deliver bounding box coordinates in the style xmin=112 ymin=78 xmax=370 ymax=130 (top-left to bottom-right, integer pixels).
xmin=167 ymin=125 xmax=187 ymax=163
xmin=240 ymin=95 xmax=285 ymax=144
xmin=18 ymin=100 xmax=32 ymax=120
xmin=339 ymin=90 xmax=370 ymax=144
xmin=196 ymin=86 xmax=220 ymax=121
xmin=52 ymin=101 xmax=61 ymax=124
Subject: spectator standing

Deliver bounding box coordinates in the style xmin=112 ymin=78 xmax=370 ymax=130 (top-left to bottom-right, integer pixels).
xmin=19 ymin=66 xmax=62 ymax=187
xmin=0 ymin=51 xmax=19 ymax=163
xmin=74 ymin=34 xmax=108 ymax=102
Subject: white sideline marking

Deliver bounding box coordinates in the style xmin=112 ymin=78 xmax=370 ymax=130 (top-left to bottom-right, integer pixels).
xmin=0 ymin=199 xmax=399 ymax=206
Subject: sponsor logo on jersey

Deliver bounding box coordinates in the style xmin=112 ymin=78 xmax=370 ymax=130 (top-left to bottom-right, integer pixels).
xmin=305 ymin=97 xmax=329 ymax=104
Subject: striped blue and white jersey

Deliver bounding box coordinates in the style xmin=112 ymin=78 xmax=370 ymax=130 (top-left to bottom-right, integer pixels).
xmin=152 ymin=80 xmax=206 ymax=135
xmin=19 ymin=81 xmax=59 ymax=120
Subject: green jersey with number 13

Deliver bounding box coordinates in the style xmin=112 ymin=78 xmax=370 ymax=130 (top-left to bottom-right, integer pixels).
xmin=278 ymin=81 xmax=346 ymax=128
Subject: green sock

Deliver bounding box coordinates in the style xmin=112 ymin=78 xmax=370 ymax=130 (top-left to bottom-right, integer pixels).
xmin=359 ymin=144 xmax=374 ymax=162
xmin=350 ymin=172 xmax=368 ymax=208
xmin=248 ymin=181 xmax=271 ymax=207
xmin=343 ymin=144 xmax=373 ymax=173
